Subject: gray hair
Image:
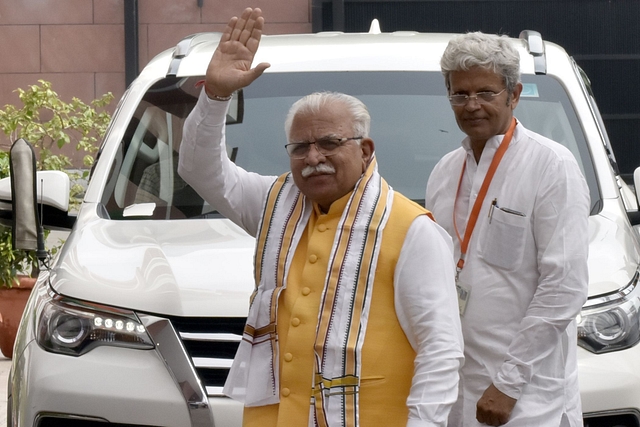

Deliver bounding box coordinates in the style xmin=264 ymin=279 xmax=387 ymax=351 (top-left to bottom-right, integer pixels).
xmin=284 ymin=92 xmax=370 ymax=140
xmin=440 ymin=32 xmax=521 ymax=95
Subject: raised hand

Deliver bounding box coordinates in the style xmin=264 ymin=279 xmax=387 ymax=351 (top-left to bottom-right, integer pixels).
xmin=204 ymin=8 xmax=271 ymax=99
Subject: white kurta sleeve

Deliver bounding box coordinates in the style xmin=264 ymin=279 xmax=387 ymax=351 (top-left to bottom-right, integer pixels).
xmin=394 ymin=216 xmax=465 ymax=427
xmin=493 ymin=154 xmax=589 ymax=399
xmin=178 ymin=89 xmax=277 ymax=237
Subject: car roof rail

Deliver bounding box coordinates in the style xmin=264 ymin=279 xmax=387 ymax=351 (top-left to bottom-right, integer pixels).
xmin=519 ymin=30 xmax=547 ymax=75
xmin=167 ymin=32 xmax=222 ymax=76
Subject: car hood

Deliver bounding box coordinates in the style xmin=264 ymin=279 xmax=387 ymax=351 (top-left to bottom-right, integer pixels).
xmin=50 ymin=204 xmax=256 ymax=317
xmin=50 ymin=199 xmax=638 ymax=316
xmin=588 ymin=200 xmax=640 ymax=297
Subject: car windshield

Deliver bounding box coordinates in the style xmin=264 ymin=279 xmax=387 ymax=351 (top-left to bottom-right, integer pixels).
xmin=100 ymin=71 xmax=599 ymax=220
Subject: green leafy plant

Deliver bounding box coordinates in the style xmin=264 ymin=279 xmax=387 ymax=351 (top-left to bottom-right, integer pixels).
xmin=0 ymin=80 xmax=113 ymax=209
xmin=0 ymin=80 xmax=113 ymax=286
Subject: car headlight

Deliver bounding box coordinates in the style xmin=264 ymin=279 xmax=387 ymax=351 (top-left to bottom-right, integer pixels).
xmin=577 ymin=269 xmax=640 ymax=354
xmin=36 ymin=290 xmax=155 ymax=356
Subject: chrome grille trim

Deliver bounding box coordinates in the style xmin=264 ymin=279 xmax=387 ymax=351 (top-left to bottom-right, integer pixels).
xmin=180 ymin=332 xmax=242 ymax=342
xmin=206 ymin=386 xmax=226 ymax=397
xmin=192 ymin=357 xmax=234 ymax=368
xmin=167 ymin=316 xmax=246 ymax=398
xmin=140 ymin=314 xmax=215 ymax=427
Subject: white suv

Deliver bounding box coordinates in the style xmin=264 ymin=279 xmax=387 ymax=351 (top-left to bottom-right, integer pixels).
xmin=4 ymin=24 xmax=640 ymax=427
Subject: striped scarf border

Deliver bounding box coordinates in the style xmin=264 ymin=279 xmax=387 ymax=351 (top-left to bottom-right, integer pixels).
xmin=224 ymin=173 xmax=310 ymax=406
xmin=311 ymin=159 xmax=393 ymax=427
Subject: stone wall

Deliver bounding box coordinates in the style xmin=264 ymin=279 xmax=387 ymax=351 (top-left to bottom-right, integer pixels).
xmin=0 ymin=0 xmax=310 ymax=151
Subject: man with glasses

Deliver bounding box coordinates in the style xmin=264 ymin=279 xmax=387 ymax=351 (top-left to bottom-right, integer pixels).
xmin=178 ymin=8 xmax=463 ymax=427
xmin=425 ymin=32 xmax=590 ymax=426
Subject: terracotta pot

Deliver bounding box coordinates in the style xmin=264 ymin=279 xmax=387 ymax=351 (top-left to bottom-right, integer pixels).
xmin=0 ymin=276 xmax=36 ymax=358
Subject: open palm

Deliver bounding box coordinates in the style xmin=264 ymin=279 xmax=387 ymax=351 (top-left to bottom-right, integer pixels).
xmin=204 ymin=8 xmax=271 ymax=98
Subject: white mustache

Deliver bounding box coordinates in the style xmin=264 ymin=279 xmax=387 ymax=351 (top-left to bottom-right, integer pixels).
xmin=301 ymin=163 xmax=336 ymax=178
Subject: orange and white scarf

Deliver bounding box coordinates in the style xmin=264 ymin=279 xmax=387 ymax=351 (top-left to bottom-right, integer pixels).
xmin=223 ymin=159 xmax=393 ymax=427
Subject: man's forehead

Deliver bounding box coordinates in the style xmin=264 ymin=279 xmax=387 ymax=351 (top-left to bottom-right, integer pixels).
xmin=450 ymin=67 xmax=502 ymax=79
xmin=290 ymin=106 xmax=351 ymax=138
xmin=448 ymin=68 xmax=504 ymax=88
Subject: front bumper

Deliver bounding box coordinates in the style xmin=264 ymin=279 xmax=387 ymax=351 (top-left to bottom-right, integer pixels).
xmin=579 ymin=346 xmax=640 ymax=426
xmin=11 ymin=340 xmax=243 ymax=427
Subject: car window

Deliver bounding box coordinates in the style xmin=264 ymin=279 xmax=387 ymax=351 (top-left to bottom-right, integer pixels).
xmin=100 ymin=71 xmax=600 ymax=219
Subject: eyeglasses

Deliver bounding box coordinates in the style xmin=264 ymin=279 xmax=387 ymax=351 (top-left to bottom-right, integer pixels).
xmin=448 ymin=88 xmax=506 ymax=106
xmin=284 ymin=137 xmax=363 ymax=159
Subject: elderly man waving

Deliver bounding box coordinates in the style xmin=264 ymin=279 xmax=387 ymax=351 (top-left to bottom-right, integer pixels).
xmin=178 ymin=7 xmax=463 ymax=427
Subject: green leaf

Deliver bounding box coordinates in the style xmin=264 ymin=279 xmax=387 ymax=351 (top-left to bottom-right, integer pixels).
xmin=0 ymin=80 xmax=113 ymax=286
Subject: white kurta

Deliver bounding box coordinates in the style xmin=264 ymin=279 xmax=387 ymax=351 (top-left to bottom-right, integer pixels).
xmin=178 ymin=90 xmax=465 ymax=426
xmin=426 ymin=121 xmax=589 ymax=427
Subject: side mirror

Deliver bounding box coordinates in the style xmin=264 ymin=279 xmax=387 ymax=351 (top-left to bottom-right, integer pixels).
xmin=9 ymin=139 xmax=46 ymax=260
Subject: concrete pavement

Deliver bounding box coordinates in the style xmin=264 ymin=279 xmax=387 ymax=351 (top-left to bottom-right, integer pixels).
xmin=0 ymin=356 xmax=10 ymax=425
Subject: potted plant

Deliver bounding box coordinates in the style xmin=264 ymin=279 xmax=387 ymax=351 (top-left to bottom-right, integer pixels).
xmin=0 ymin=80 xmax=113 ymax=357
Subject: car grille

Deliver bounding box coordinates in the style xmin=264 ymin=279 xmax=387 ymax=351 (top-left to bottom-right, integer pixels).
xmin=166 ymin=316 xmax=246 ymax=397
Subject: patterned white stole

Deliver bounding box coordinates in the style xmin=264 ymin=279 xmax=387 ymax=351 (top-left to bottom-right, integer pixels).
xmin=224 ymin=159 xmax=393 ymax=427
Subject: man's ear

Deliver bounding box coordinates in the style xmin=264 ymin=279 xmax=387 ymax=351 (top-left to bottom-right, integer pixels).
xmin=361 ymin=138 xmax=375 ymax=170
xmin=509 ymin=83 xmax=523 ymax=110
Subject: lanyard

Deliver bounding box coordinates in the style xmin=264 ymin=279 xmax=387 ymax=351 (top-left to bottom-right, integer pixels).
xmin=453 ymin=118 xmax=517 ymax=278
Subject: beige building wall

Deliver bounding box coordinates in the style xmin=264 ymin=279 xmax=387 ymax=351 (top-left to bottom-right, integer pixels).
xmin=0 ymin=0 xmax=311 ymax=153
